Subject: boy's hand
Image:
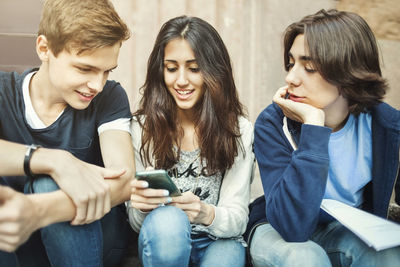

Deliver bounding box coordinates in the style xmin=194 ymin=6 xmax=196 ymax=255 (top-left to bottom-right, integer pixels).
xmin=273 ymin=86 xmax=325 ymax=127
xmin=49 ymin=150 xmax=125 ymax=225
xmin=0 ymin=186 xmax=39 ymax=252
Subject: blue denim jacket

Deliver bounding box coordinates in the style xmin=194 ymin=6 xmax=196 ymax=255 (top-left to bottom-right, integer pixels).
xmin=245 ymin=102 xmax=400 ymax=243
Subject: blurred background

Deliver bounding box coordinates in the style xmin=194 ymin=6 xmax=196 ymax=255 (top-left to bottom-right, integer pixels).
xmin=1 ymin=0 xmax=399 ymax=198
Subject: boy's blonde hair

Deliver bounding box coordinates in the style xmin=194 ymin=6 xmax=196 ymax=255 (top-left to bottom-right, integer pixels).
xmin=38 ymin=0 xmax=130 ymax=56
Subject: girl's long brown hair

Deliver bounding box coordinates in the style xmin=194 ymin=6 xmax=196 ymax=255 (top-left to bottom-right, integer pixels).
xmin=134 ymin=16 xmax=245 ymax=175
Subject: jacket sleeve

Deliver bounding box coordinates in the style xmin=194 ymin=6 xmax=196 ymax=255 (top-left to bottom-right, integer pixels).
xmin=254 ymin=107 xmax=331 ymax=242
xmin=395 ymin=159 xmax=400 ymax=205
xmin=206 ymin=117 xmax=255 ymax=238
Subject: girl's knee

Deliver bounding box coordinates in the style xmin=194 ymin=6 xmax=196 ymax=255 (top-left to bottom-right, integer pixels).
xmin=140 ymin=206 xmax=191 ymax=245
xmin=143 ymin=206 xmax=190 ymax=235
xmin=202 ymin=240 xmax=245 ymax=267
xmin=139 ymin=206 xmax=191 ymax=266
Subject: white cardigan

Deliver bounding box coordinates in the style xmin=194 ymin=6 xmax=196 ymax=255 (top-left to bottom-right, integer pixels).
xmin=127 ymin=116 xmax=255 ymax=238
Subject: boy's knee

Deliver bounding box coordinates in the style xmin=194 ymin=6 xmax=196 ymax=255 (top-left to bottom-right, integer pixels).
xmin=284 ymin=242 xmax=330 ymax=267
xmin=29 ymin=177 xmax=59 ymax=194
xmin=250 ymin=225 xmax=331 ymax=267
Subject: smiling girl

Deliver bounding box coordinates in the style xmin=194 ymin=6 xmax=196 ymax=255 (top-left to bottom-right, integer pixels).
xmin=127 ymin=16 xmax=254 ymax=267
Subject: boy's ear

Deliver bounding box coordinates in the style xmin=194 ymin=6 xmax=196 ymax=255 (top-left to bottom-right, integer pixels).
xmin=36 ymin=35 xmax=50 ymax=61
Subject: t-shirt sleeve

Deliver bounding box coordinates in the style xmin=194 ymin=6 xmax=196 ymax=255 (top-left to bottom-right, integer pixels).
xmin=94 ymin=80 xmax=131 ymax=127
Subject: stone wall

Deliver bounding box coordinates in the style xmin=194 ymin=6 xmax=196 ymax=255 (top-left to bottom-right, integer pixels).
xmin=337 ymin=0 xmax=400 ymax=112
xmin=338 ymin=0 xmax=400 ymax=41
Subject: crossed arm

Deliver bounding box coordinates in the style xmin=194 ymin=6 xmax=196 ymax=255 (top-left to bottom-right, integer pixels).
xmin=0 ymin=130 xmax=135 ymax=252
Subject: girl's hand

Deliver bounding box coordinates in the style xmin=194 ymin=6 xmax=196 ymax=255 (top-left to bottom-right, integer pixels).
xmin=170 ymin=191 xmax=215 ymax=225
xmin=130 ymin=179 xmax=172 ymax=212
xmin=273 ymin=86 xmax=325 ymax=127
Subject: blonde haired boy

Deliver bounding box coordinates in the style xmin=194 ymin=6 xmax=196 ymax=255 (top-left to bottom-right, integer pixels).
xmin=0 ymin=0 xmax=135 ymax=266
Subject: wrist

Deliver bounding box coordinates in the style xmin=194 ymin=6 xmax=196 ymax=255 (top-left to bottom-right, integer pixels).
xmin=24 ymin=144 xmax=42 ymax=178
xmin=201 ymin=203 xmax=215 ymax=226
xmin=303 ymin=111 xmax=325 ymax=126
xmin=30 ymin=148 xmax=70 ymax=181
xmin=26 ymin=194 xmax=48 ymax=229
xmin=27 ymin=191 xmax=76 ymax=227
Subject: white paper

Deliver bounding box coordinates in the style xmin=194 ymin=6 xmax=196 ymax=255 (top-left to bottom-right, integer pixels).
xmin=321 ymin=199 xmax=400 ymax=251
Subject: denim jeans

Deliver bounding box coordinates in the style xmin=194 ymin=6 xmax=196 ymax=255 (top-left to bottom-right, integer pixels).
xmin=250 ymin=221 xmax=400 ymax=267
xmin=0 ymin=176 xmax=134 ymax=267
xmin=139 ymin=205 xmax=246 ymax=267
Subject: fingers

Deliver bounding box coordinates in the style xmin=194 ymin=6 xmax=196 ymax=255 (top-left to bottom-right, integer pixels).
xmin=170 ymin=191 xmax=197 ymax=204
xmin=71 ymin=183 xmax=110 ymax=225
xmin=0 ymin=223 xmax=31 ymax=252
xmin=273 ymin=86 xmax=289 ymax=104
xmin=130 ymin=179 xmax=170 ymax=198
xmin=130 ymin=195 xmax=172 ymax=211
xmin=131 ymin=179 xmax=148 ymax=189
xmin=85 ymin=193 xmax=97 ymax=224
xmin=103 ymin=186 xmax=111 ymax=216
xmin=0 ymin=203 xmax=33 ymax=252
xmin=0 ymin=235 xmax=20 ymax=252
xmin=71 ymin=197 xmax=88 ymax=225
xmin=130 ymin=179 xmax=173 ymax=211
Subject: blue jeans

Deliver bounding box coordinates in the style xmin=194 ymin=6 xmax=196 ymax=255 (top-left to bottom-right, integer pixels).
xmin=250 ymin=221 xmax=400 ymax=267
xmin=0 ymin=177 xmax=134 ymax=267
xmin=139 ymin=205 xmax=245 ymax=267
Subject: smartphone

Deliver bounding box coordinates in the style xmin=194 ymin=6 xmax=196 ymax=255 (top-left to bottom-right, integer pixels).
xmin=135 ymin=169 xmax=181 ymax=197
xmin=284 ymin=92 xmax=290 ymax=99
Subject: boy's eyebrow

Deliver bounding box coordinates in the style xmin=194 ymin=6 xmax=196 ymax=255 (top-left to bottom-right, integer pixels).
xmin=74 ymin=63 xmax=118 ymax=72
xmin=288 ymin=51 xmax=312 ymax=61
xmin=300 ymin=56 xmax=312 ymax=61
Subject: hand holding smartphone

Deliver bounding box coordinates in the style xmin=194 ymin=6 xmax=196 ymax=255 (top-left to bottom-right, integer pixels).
xmin=135 ymin=169 xmax=181 ymax=197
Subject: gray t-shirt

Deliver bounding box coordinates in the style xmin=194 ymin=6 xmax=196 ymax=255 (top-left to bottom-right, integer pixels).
xmin=168 ymin=149 xmax=222 ymax=234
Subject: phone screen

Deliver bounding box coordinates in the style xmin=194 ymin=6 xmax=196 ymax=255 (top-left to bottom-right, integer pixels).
xmin=135 ymin=170 xmax=181 ymax=196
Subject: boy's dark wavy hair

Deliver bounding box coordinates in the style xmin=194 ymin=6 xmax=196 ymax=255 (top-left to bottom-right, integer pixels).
xmin=284 ymin=9 xmax=387 ymax=115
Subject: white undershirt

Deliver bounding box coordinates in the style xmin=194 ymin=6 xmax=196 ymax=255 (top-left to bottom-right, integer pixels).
xmin=22 ymin=71 xmax=130 ymax=134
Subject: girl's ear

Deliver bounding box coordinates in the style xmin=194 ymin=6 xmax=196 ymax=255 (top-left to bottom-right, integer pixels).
xmin=36 ymin=35 xmax=50 ymax=62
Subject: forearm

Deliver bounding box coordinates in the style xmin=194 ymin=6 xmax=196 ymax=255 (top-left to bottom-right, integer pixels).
xmin=27 ymin=190 xmax=76 ymax=227
xmin=107 ymin=169 xmax=133 ymax=206
xmin=0 ymin=140 xmax=67 ymax=178
xmin=100 ymin=130 xmax=135 ymax=206
xmin=0 ymin=140 xmax=29 ymax=176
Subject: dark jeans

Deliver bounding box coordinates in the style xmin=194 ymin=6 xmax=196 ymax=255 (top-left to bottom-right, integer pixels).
xmin=0 ymin=177 xmax=135 ymax=267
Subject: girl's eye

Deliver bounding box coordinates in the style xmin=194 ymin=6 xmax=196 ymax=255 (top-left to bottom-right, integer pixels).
xmin=189 ymin=67 xmax=200 ymax=73
xmin=166 ymin=67 xmax=177 ymax=72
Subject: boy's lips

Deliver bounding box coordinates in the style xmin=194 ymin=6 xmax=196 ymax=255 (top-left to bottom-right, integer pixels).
xmin=289 ymin=94 xmax=305 ymax=102
xmin=76 ymin=90 xmax=95 ymax=101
